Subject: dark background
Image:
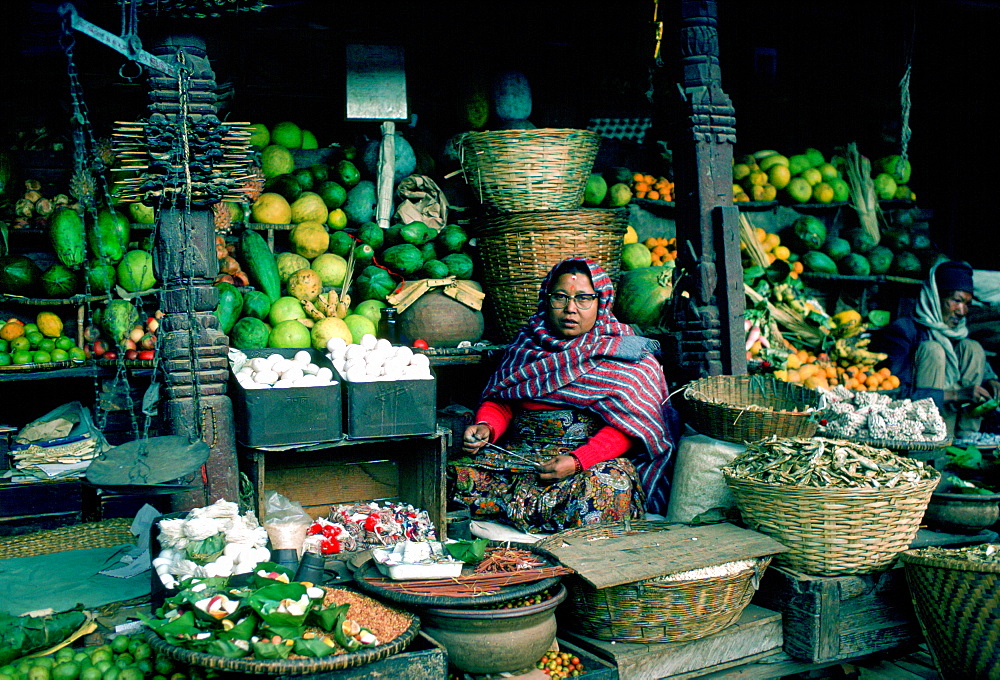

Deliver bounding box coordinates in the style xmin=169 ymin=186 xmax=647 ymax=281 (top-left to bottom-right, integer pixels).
xmin=2 ymin=0 xmax=998 ymax=268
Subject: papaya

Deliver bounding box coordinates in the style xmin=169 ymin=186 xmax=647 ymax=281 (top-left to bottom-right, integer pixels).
xmin=399 ymin=221 xmax=435 ymax=246
xmin=86 ymin=260 xmax=117 ymax=296
xmin=354 ymin=265 xmax=397 ymax=302
xmin=49 ymin=206 xmax=87 ymax=269
xmin=492 ymin=71 xmax=532 ymax=121
xmin=891 ymin=251 xmax=923 ymax=278
xmin=419 ymin=241 xmax=437 ymax=263
xmin=435 ymin=225 xmax=468 ymax=254
xmin=214 ymin=281 xmax=244 ymax=333
xmin=357 ymin=222 xmax=384 ymax=249
xmin=239 ymin=229 xmax=282 ymax=302
xmin=801 ymin=250 xmax=838 ymax=274
xmin=866 ymin=246 xmax=894 ymax=275
xmin=613 ymin=267 xmax=673 ymax=327
xmin=844 ymin=228 xmax=877 ymax=254
xmin=421 ymin=259 xmax=450 ymax=279
xmin=382 ymin=244 xmax=423 ymax=276
xmin=329 ymin=231 xmax=355 ymax=258
xmin=241 ymin=290 xmax=272 ymax=321
xmin=230 ymin=316 xmax=270 ymax=350
xmin=839 ymin=252 xmax=871 ymax=276
xmin=88 ymin=208 xmax=130 ymax=264
xmin=791 ymin=215 xmax=827 ymax=251
xmin=441 ymin=252 xmax=474 ymax=279
xmin=0 ymin=254 xmax=42 ymax=295
xmin=102 ymin=298 xmax=141 ymax=346
xmin=822 ymin=236 xmax=851 ymax=262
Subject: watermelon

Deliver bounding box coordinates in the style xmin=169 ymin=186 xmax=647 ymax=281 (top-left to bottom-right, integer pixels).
xmin=230 ymin=317 xmax=270 ymax=350
xmin=40 ymin=263 xmax=78 ymax=298
xmin=0 ymin=255 xmax=42 ymax=295
xmin=613 ymin=266 xmax=673 ymax=328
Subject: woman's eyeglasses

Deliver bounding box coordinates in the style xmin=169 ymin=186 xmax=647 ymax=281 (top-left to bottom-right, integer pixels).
xmin=548 ymin=293 xmax=598 ymax=310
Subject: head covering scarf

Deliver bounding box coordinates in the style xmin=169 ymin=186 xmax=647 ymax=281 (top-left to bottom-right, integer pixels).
xmin=482 ymin=258 xmax=676 ymax=511
xmin=914 ymin=260 xmax=971 ymax=387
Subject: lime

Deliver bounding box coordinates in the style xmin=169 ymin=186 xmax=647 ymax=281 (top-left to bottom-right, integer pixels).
xmin=0 ymin=338 xmax=7 ymax=353
xmin=134 ymin=659 xmax=152 ymax=676
xmin=33 ymin=658 xmax=54 ymax=669
xmin=317 ymin=180 xmax=347 ymax=209
xmin=80 ymin=668 xmax=102 ymax=680
xmin=110 ymin=636 xmax=131 ymax=655
xmin=326 ymin=208 xmax=348 ymax=231
xmin=22 ymin=323 xmax=40 ymax=335
xmin=335 ymin=160 xmax=361 ymax=189
xmin=102 ymin=667 xmax=119 ymax=680
xmin=56 ymin=648 xmax=76 ymax=663
xmin=27 ymin=665 xmax=51 ymax=680
xmin=52 ymin=661 xmax=79 ymax=680
xmin=12 ymin=350 xmax=33 ymax=364
xmin=0 ymin=352 xmax=11 ymax=366
xmin=51 ymin=348 xmax=69 ymax=362
xmin=118 ymin=670 xmax=143 ymax=680
xmin=32 ymin=350 xmax=52 ymax=363
xmin=56 ymin=336 xmax=75 ymax=351
xmin=92 ymin=660 xmax=112 ymax=674
xmin=131 ymin=643 xmax=151 ymax=661
xmin=153 ymin=658 xmax=174 ymax=676
xmin=38 ymin=337 xmax=56 ymax=352
xmin=26 ymin=331 xmax=44 ymax=348
xmin=114 ymin=653 xmax=133 ymax=669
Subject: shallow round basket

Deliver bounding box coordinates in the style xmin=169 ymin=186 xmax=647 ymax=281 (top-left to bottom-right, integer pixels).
xmin=145 ymin=608 xmax=419 ymax=675
xmin=901 ymin=548 xmax=1000 ymax=679
xmin=0 ymin=518 xmax=135 ymax=560
xmin=724 ymin=469 xmax=940 ymax=576
xmin=474 ymin=208 xmax=627 ymax=341
xmin=841 ymin=435 xmax=952 ymax=452
xmin=459 ymin=128 xmax=600 ymax=213
xmin=534 ymin=521 xmax=772 ymax=643
xmin=681 ymin=374 xmax=822 ymax=444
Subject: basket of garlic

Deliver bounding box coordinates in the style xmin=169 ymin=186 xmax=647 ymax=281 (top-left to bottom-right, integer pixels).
xmin=326 ymin=334 xmax=437 ymax=439
xmin=229 ymin=348 xmax=343 ymax=447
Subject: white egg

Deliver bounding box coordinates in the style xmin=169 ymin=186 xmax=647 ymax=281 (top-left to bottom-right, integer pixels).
xmin=375 ymin=338 xmax=392 ymax=353
xmin=360 ymin=333 xmax=378 ymax=350
xmin=273 ymin=379 xmax=298 ymax=388
xmin=237 ymin=366 xmax=254 ymax=377
xmin=345 ymin=344 xmax=366 ymax=361
xmin=272 ymin=358 xmax=294 ymax=375
xmin=394 ymin=345 xmax=414 ymax=363
xmin=326 ymin=336 xmax=348 ymax=354
xmin=382 ymin=368 xmax=403 ymax=381
xmin=214 ymin=554 xmax=235 ymax=571
xmin=303 ymin=362 xmax=320 ymax=375
xmin=281 ymin=366 xmax=304 ymax=383
xmin=383 ymin=356 xmax=405 ymax=375
xmin=244 ymin=382 xmax=269 ymax=390
xmin=316 ymin=367 xmax=334 ymax=383
xmin=294 ymin=350 xmax=312 ymax=365
xmin=346 ymin=365 xmax=368 ymax=382
xmin=409 ymin=353 xmax=430 ymax=369
xmin=236 ymin=374 xmax=254 ymax=387
xmin=332 ymin=358 xmax=346 ymax=374
xmin=250 ymin=357 xmax=271 ymax=372
xmin=223 ymin=543 xmax=246 ymax=558
xmin=254 ymin=370 xmax=279 ymax=385
xmin=345 ymin=358 xmax=363 ymax=373
xmin=267 ymin=353 xmax=285 ymax=364
xmin=293 ymin=374 xmax=319 ymax=387
xmin=365 ymin=349 xmax=388 ymax=367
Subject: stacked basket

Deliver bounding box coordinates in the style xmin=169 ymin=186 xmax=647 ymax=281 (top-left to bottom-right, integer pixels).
xmin=459 ymin=128 xmax=627 ymax=341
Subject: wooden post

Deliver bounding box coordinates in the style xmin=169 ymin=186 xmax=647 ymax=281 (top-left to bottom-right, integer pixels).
xmin=665 ymin=0 xmax=746 ymax=382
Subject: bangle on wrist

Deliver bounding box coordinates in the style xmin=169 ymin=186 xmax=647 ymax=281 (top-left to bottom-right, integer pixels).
xmin=571 ymin=454 xmax=583 ymax=474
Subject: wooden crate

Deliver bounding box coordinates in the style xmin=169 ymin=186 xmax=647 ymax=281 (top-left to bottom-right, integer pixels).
xmin=752 ymin=564 xmax=920 ymax=664
xmin=460 ymin=637 xmax=619 ymax=679
xmin=239 ymin=429 xmax=449 ymax=539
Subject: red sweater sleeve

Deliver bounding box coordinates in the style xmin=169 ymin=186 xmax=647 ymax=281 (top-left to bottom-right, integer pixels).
xmin=473 ymin=400 xmax=513 ymax=442
xmin=572 ymin=425 xmax=633 ymax=470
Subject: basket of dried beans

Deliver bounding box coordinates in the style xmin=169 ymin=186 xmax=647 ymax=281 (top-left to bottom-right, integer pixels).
xmin=724 ymin=436 xmax=939 ymax=576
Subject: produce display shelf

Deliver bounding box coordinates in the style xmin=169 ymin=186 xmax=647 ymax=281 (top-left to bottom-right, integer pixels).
xmin=800 ymin=272 xmax=922 ymax=285
xmin=0 ymin=363 xmax=152 ymax=381
xmin=0 ymin=293 xmax=111 ymax=306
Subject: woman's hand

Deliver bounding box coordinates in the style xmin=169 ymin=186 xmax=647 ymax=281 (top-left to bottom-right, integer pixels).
xmin=986 ymin=379 xmax=1000 ymax=400
xmin=537 ymin=455 xmax=579 ymax=481
xmin=462 ymin=423 xmax=492 ymax=454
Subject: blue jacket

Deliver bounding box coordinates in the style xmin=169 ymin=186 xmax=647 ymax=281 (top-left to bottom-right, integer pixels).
xmin=870 ymin=318 xmax=943 ymax=409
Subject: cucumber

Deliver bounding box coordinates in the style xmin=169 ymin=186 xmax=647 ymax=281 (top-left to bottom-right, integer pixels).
xmin=49 ymin=206 xmax=87 ymax=269
xmin=239 ymin=229 xmax=281 ymax=302
xmin=214 ymin=282 xmax=244 ymax=333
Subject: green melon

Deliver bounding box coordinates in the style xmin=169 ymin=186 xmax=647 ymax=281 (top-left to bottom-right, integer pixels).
xmin=41 ymin=263 xmax=78 ymax=298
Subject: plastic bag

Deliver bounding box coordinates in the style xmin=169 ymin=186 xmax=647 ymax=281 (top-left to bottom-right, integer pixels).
xmin=262 ymin=491 xmax=313 ymax=556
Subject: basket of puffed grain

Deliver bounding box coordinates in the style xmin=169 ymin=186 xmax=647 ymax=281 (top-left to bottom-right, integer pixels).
xmin=724 ymin=436 xmax=939 ymax=576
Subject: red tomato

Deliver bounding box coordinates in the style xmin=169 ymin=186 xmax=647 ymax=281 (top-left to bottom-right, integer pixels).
xmin=138 ymin=350 xmax=155 ymax=360
xmin=412 ymin=339 xmax=429 ymax=349
xmin=103 ymin=351 xmax=118 ymax=360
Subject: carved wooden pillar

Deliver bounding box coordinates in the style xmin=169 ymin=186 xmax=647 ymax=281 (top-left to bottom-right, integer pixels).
xmin=145 ymin=35 xmax=239 ymax=508
xmin=666 ymin=0 xmax=746 ymax=382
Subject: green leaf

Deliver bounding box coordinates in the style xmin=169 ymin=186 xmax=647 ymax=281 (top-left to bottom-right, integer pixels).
xmin=252 ymin=638 xmax=294 ymax=659
xmin=445 ymin=539 xmax=488 ymax=563
xmin=293 ymin=636 xmax=340 ymax=657
xmin=946 ymin=444 xmax=983 ymax=470
xmin=308 ymin=604 xmax=349 ymax=633
xmin=202 ymin=638 xmax=251 ymax=658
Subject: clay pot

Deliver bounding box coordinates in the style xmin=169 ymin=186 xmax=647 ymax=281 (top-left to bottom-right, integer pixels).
xmin=923 ymin=491 xmax=1000 ymax=534
xmin=419 ymin=584 xmax=566 ymax=674
xmin=397 ymin=282 xmax=484 ymax=348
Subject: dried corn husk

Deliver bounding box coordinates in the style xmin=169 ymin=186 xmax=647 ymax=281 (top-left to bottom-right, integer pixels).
xmin=739 ymin=213 xmax=770 ymax=269
xmin=842 ymin=142 xmax=882 ymax=245
xmin=745 ymin=283 xmax=825 ymax=347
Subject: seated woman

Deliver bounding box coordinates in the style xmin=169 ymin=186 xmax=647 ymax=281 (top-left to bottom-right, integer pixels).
xmin=873 ymin=260 xmax=1000 ymax=437
xmin=450 ymin=257 xmax=677 ymax=534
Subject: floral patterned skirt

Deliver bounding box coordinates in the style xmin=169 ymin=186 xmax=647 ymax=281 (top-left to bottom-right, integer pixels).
xmin=449 ymin=408 xmax=645 ymax=533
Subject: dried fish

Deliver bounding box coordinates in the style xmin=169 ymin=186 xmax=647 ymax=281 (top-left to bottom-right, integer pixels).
xmin=912 ymin=544 xmax=1000 ymax=565
xmin=724 ymin=435 xmax=936 ymax=489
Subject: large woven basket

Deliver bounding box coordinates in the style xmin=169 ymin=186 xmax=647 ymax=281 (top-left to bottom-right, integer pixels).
xmin=724 ymin=470 xmax=939 ymax=576
xmin=901 ymin=548 xmax=1000 ymax=679
xmin=535 ymin=521 xmax=771 ymax=643
xmin=681 ymin=374 xmax=822 ymax=443
xmin=474 ymin=208 xmax=627 ymax=341
xmin=459 ymin=128 xmax=601 ymax=212
xmin=0 ymin=518 xmax=135 ymax=559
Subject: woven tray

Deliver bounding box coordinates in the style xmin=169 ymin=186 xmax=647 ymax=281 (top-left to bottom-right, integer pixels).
xmin=146 ymin=606 xmax=419 ymax=675
xmin=681 ymin=374 xmax=822 ymax=444
xmin=901 ymin=549 xmax=1000 ymax=679
xmin=725 ymin=470 xmax=940 ymax=576
xmin=473 ymin=208 xmax=627 ymax=341
xmin=843 ymin=435 xmax=953 ymax=452
xmin=535 ymin=521 xmax=771 ymax=643
xmin=0 ymin=360 xmax=81 ymax=372
xmin=459 ymin=128 xmax=601 ymax=213
xmin=0 ymin=518 xmax=135 ymax=559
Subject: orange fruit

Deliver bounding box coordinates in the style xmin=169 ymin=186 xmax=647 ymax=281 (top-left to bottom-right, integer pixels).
xmin=1 ymin=322 xmax=25 ymax=342
xmin=646 ymin=190 xmax=660 ymax=200
xmin=644 ymin=237 xmax=659 ymax=248
xmin=632 ymin=173 xmax=645 ymax=183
